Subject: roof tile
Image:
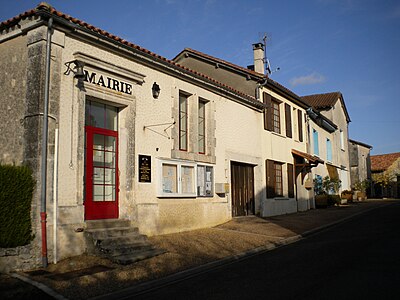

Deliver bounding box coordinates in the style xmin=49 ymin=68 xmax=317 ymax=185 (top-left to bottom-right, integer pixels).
xmin=370 ymin=152 xmax=400 ymax=171
xmin=0 ymin=3 xmax=264 ymax=108
xmin=301 ymin=92 xmax=341 ymax=109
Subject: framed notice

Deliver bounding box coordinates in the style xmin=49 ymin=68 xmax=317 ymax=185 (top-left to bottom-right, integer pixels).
xmin=138 ymin=155 xmax=151 ymax=183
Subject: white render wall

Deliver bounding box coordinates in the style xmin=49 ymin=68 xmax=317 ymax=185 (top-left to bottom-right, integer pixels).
xmin=260 ymin=87 xmax=313 ymax=217
xmin=37 ymin=25 xmax=320 ymax=259
xmin=54 ymin=29 xmax=269 ymax=248
xmin=318 ymin=98 xmax=351 ymax=191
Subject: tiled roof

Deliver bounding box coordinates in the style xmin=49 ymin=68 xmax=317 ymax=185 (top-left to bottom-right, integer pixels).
xmin=301 ymin=92 xmax=342 ymax=109
xmin=370 ymin=152 xmax=400 ymax=172
xmin=174 ymin=48 xmax=309 ymax=108
xmin=0 ymin=3 xmax=263 ymax=109
xmin=175 ymin=48 xmax=265 ymax=79
xmin=301 ymin=91 xmax=351 ymax=122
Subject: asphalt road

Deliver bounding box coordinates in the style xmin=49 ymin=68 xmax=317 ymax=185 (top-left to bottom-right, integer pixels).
xmin=129 ymin=202 xmax=400 ymax=300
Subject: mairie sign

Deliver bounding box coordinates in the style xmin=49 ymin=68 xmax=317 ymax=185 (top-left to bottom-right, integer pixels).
xmin=84 ymin=70 xmax=132 ymax=95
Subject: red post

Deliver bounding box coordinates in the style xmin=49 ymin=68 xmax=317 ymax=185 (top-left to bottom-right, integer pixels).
xmin=40 ymin=212 xmax=48 ymax=267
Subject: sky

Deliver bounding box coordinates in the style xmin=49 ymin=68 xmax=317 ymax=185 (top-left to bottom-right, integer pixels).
xmin=1 ymin=0 xmax=399 ymax=155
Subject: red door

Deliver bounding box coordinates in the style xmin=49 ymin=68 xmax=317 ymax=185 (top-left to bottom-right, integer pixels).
xmin=85 ymin=126 xmax=119 ymax=220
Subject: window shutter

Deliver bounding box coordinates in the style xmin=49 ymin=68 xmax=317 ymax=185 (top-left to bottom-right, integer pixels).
xmin=313 ymin=129 xmax=319 ymax=155
xmin=266 ymin=159 xmax=275 ymax=198
xmin=287 ymin=163 xmax=294 ymax=198
xmin=298 ymin=110 xmax=303 ymax=142
xmin=263 ymin=92 xmax=272 ymax=131
xmin=285 ymin=104 xmax=292 ymax=138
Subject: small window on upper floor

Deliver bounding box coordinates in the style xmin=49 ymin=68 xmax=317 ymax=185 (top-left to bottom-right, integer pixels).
xmin=327 ymin=138 xmax=332 ymax=162
xmin=198 ymin=99 xmax=207 ymax=154
xmin=272 ymin=100 xmax=281 ymax=134
xmin=340 ymin=130 xmax=345 ymax=150
xmin=179 ymin=92 xmax=189 ymax=151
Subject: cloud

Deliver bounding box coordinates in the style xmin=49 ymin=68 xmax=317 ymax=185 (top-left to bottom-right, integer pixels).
xmin=290 ymin=72 xmax=326 ymax=86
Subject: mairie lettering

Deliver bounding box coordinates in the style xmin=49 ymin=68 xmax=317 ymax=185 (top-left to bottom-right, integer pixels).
xmin=84 ymin=70 xmax=132 ymax=95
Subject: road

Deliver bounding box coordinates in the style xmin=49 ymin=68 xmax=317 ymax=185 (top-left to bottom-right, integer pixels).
xmin=128 ymin=202 xmax=400 ymax=300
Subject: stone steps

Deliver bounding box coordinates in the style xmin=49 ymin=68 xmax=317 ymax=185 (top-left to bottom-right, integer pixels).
xmin=84 ymin=219 xmax=165 ymax=265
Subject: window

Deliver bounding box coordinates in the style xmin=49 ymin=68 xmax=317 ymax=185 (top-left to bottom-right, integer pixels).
xmin=162 ymin=164 xmax=178 ymax=194
xmin=160 ymin=160 xmax=195 ymax=197
xmin=326 ymin=138 xmax=332 ymax=162
xmin=158 ymin=160 xmax=213 ymax=198
xmin=198 ymin=99 xmax=206 ymax=154
xmin=266 ymin=160 xmax=283 ymax=197
xmin=340 ymin=129 xmax=345 ymax=150
xmin=85 ymin=99 xmax=118 ymax=130
xmin=285 ymin=103 xmax=292 ymax=138
xmin=197 ymin=165 xmax=213 ymax=197
xmin=272 ymin=100 xmax=281 ymax=134
xmin=179 ymin=93 xmax=188 ymax=151
xmin=287 ymin=163 xmax=294 ymax=198
xmin=263 ymin=93 xmax=281 ymax=134
xmin=274 ymin=163 xmax=283 ymax=196
xmin=313 ymin=129 xmax=319 ymax=156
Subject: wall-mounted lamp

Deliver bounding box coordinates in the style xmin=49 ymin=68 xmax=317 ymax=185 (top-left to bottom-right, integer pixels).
xmin=64 ymin=60 xmax=85 ymax=79
xmin=152 ymin=82 xmax=160 ymax=99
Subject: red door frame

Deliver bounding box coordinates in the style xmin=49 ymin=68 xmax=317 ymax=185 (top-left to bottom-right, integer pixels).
xmin=85 ymin=125 xmax=119 ymax=220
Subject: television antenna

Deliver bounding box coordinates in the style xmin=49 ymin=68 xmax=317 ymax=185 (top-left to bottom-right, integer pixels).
xmin=260 ymin=33 xmax=280 ymax=75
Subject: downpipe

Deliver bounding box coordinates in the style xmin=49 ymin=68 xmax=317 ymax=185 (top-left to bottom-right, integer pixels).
xmin=40 ymin=17 xmax=53 ymax=268
xmin=53 ymin=128 xmax=59 ymax=264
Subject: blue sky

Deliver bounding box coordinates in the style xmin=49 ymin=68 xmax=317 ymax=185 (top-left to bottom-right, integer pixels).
xmin=1 ymin=0 xmax=399 ymax=155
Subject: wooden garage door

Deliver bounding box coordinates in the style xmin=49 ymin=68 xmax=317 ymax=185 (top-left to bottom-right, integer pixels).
xmin=231 ymin=162 xmax=255 ymax=217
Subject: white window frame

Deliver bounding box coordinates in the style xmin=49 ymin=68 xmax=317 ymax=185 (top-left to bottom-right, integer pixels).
xmin=197 ymin=164 xmax=214 ymax=197
xmin=158 ymin=159 xmax=196 ymax=197
xmin=157 ymin=159 xmax=214 ymax=198
xmin=340 ymin=129 xmax=345 ymax=150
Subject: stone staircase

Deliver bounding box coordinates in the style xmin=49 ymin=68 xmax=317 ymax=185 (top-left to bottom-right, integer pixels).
xmin=84 ymin=219 xmax=165 ymax=265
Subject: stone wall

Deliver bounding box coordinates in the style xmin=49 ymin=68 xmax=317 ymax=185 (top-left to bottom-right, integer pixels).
xmin=0 ymin=244 xmax=41 ymax=273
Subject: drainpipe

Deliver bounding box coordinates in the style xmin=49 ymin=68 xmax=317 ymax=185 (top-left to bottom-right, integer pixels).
xmin=40 ymin=17 xmax=53 ymax=268
xmin=256 ymin=78 xmax=268 ymax=101
xmin=53 ymin=127 xmax=59 ymax=264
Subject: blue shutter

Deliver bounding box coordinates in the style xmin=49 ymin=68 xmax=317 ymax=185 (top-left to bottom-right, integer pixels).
xmin=313 ymin=129 xmax=319 ymax=155
xmin=327 ymin=138 xmax=332 ymax=161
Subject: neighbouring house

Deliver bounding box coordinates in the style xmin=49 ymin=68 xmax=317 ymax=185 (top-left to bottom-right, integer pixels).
xmin=348 ymin=139 xmax=373 ymax=196
xmin=174 ymin=44 xmax=320 ymax=217
xmin=370 ymin=152 xmax=400 ymax=198
xmin=301 ymin=92 xmax=352 ymax=193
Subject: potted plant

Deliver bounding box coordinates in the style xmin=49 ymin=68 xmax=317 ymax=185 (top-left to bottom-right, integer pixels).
xmin=353 ymin=180 xmax=369 ymax=201
xmin=341 ymin=190 xmax=353 ymax=204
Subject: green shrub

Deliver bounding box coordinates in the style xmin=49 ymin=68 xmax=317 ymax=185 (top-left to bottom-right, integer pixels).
xmin=0 ymin=165 xmax=35 ymax=248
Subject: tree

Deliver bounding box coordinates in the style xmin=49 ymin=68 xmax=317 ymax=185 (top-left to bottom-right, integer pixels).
xmin=372 ymin=172 xmax=396 ymax=189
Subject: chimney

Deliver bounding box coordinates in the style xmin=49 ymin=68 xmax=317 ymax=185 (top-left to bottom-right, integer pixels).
xmin=252 ymin=42 xmax=265 ymax=75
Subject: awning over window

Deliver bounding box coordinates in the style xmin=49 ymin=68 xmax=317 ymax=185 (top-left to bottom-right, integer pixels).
xmin=326 ymin=163 xmax=339 ymax=180
xmin=291 ymin=149 xmax=324 ymax=183
xmin=291 ymin=149 xmax=324 ymax=165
